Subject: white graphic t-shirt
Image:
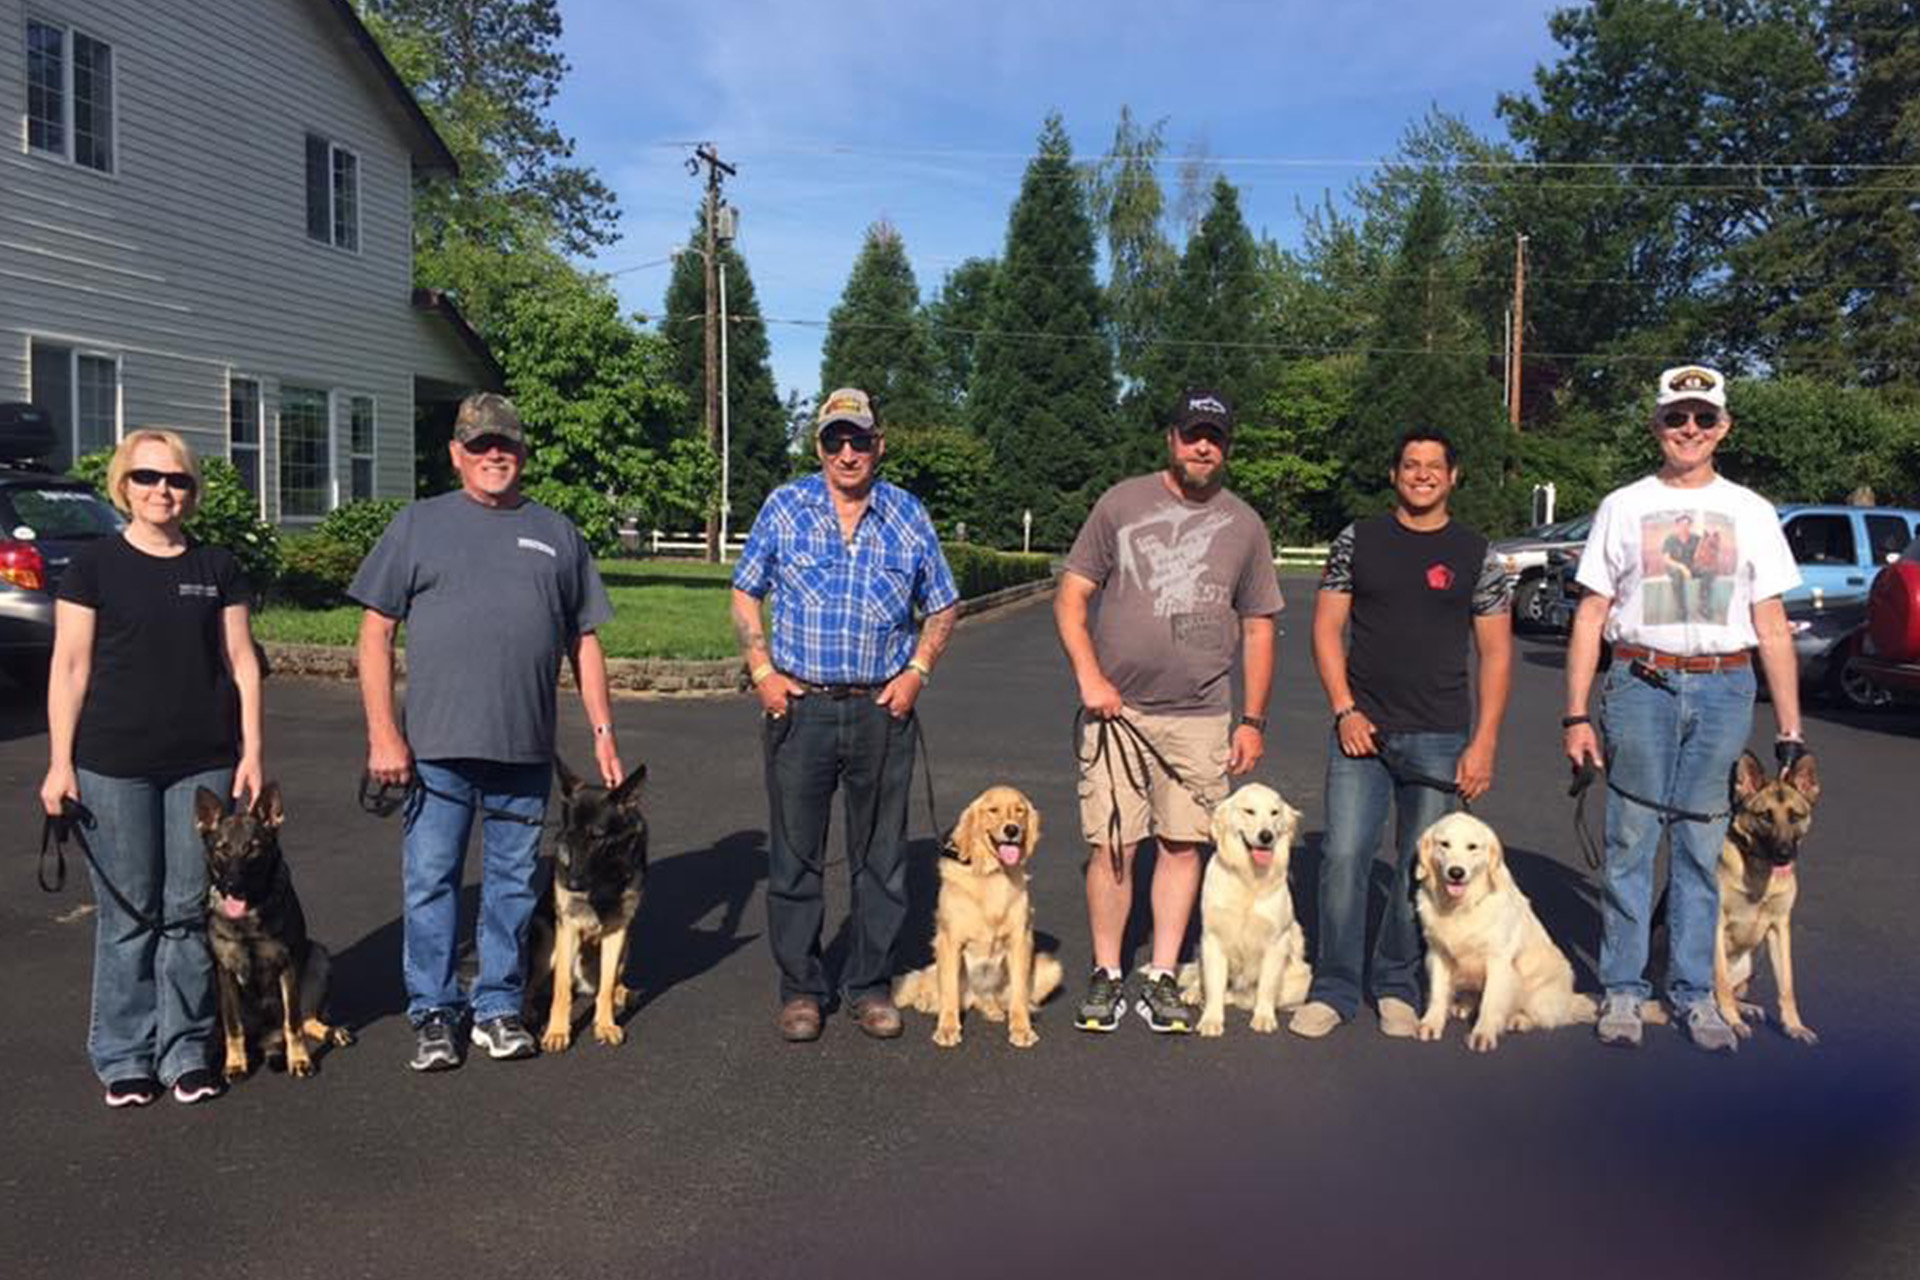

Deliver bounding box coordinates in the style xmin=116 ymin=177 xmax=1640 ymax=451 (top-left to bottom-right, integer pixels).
xmin=1065 ymin=473 xmax=1284 ymax=714
xmin=1574 ymin=474 xmax=1799 ymax=654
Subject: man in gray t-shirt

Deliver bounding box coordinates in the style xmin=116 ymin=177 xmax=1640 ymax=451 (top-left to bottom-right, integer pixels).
xmin=1055 ymin=388 xmax=1284 ymax=1035
xmin=351 ymin=392 xmax=624 ymax=1071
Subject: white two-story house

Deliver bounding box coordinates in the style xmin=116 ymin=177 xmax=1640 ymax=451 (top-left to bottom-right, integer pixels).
xmin=0 ymin=0 xmax=502 ymax=521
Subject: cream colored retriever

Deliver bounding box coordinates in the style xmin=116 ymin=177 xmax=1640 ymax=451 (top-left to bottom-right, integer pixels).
xmin=1413 ymin=812 xmax=1596 ymax=1052
xmin=1176 ymin=783 xmax=1311 ymax=1037
xmin=893 ymin=785 xmax=1062 ymax=1048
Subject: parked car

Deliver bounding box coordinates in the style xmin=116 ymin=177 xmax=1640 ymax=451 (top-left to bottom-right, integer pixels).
xmin=0 ymin=405 xmax=125 ymax=688
xmin=1490 ymin=514 xmax=1592 ymax=631
xmin=1847 ymin=534 xmax=1920 ymax=702
xmin=1776 ymin=504 xmax=1920 ymax=608
xmin=1776 ymin=593 xmax=1889 ymax=710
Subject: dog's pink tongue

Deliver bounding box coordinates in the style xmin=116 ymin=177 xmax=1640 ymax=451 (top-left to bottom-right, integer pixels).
xmin=996 ymin=842 xmax=1023 ymax=866
xmin=1249 ymin=846 xmax=1275 ymax=867
xmin=1445 ymin=882 xmax=1468 ymax=898
xmin=1772 ymin=864 xmax=1795 ymax=880
xmin=218 ymin=894 xmax=248 ymax=920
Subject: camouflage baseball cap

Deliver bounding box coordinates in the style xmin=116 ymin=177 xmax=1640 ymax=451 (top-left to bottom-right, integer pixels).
xmin=453 ymin=392 xmax=526 ymax=446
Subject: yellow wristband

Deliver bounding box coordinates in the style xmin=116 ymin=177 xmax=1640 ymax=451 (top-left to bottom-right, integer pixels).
xmin=750 ymin=663 xmax=775 ymax=686
xmin=907 ymin=659 xmax=932 ymax=684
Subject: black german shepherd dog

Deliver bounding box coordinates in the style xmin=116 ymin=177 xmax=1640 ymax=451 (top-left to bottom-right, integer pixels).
xmin=194 ymin=783 xmax=353 ymax=1080
xmin=529 ymin=757 xmax=648 ymax=1052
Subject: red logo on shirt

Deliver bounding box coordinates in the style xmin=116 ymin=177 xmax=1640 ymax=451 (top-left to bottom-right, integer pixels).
xmin=1426 ymin=563 xmax=1455 ymax=591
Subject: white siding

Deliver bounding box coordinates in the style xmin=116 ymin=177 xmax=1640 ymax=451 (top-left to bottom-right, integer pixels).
xmin=0 ymin=0 xmax=494 ymax=518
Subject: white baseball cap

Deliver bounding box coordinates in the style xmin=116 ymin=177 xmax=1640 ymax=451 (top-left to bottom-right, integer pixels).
xmin=1655 ymin=365 xmax=1727 ymax=410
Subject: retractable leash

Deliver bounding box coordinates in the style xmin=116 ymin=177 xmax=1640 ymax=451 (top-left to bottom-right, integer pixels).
xmin=37 ymin=797 xmax=207 ymax=938
xmin=1074 ymin=709 xmax=1219 ymax=878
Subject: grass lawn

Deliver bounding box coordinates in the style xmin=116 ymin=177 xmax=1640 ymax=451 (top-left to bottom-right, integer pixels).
xmin=253 ymin=558 xmax=740 ymax=660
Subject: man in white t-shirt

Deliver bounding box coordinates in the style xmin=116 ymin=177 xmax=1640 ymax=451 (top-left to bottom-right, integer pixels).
xmin=1563 ymin=365 xmax=1804 ymax=1053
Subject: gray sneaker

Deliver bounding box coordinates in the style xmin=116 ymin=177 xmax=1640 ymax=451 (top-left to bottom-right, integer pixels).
xmin=470 ymin=1014 xmax=538 ymax=1061
xmin=1135 ymin=970 xmax=1198 ymax=1035
xmin=409 ymin=1012 xmax=463 ymax=1072
xmin=1684 ymin=1001 xmax=1739 ymax=1054
xmin=1075 ymin=969 xmax=1127 ymax=1033
xmin=1596 ymin=993 xmax=1643 ymax=1048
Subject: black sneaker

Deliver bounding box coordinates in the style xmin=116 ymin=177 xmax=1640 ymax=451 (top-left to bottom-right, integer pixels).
xmin=103 ymin=1076 xmax=161 ymax=1109
xmin=470 ymin=1014 xmax=538 ymax=1061
xmin=409 ymin=1011 xmax=463 ymax=1072
xmin=1135 ymin=970 xmax=1198 ymax=1034
xmin=1075 ymin=968 xmax=1128 ymax=1033
xmin=171 ymin=1068 xmax=225 ymax=1105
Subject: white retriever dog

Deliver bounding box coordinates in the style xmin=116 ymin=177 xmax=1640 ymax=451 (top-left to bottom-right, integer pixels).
xmin=1177 ymin=783 xmax=1312 ymax=1037
xmin=1413 ymin=812 xmax=1596 ymax=1052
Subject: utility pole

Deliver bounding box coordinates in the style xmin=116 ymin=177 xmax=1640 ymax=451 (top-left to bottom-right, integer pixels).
xmin=1509 ymin=233 xmax=1528 ymax=431
xmin=688 ymin=143 xmax=736 ymax=561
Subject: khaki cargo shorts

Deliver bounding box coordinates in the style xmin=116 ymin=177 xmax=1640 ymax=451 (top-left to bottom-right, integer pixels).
xmin=1077 ymin=707 xmax=1232 ymax=848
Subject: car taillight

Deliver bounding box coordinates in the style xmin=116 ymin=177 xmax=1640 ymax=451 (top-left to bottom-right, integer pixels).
xmin=0 ymin=539 xmax=47 ymax=591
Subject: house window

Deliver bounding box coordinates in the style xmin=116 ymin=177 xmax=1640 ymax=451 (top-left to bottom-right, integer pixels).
xmin=305 ymin=135 xmax=358 ymax=251
xmin=228 ymin=378 xmax=263 ymax=511
xmin=345 ymin=395 xmax=375 ymax=501
xmin=279 ymin=386 xmax=332 ymax=518
xmin=28 ymin=339 xmax=118 ymax=471
xmin=25 ymin=20 xmax=114 ymax=173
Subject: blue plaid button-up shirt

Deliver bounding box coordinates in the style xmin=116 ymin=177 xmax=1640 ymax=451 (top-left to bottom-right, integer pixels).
xmin=733 ymin=474 xmax=960 ymax=685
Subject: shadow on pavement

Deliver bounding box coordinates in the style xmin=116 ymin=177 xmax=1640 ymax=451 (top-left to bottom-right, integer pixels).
xmin=628 ymin=828 xmax=766 ymax=1012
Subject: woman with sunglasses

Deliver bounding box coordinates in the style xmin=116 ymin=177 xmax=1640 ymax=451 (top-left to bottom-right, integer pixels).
xmin=1562 ymin=366 xmax=1802 ymax=1054
xmin=41 ymin=429 xmax=264 ymax=1107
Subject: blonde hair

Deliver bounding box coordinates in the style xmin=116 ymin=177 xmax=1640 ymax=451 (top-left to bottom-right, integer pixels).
xmin=105 ymin=429 xmax=202 ymax=518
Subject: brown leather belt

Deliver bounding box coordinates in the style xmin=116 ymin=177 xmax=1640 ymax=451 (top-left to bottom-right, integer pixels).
xmin=796 ymin=679 xmax=885 ymax=699
xmin=1613 ymin=644 xmax=1750 ymax=673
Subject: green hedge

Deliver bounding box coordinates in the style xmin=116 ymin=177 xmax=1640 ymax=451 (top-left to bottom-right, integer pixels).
xmin=942 ymin=544 xmax=1052 ymax=599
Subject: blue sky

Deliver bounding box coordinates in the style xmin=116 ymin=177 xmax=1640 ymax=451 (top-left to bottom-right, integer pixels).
xmin=549 ymin=0 xmax=1570 ymax=403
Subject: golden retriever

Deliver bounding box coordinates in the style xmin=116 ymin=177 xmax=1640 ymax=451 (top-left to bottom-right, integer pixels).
xmin=1176 ymin=783 xmax=1311 ymax=1037
xmin=1413 ymin=812 xmax=1597 ymax=1051
xmin=1716 ymin=750 xmax=1819 ymax=1044
xmin=893 ymin=786 xmax=1061 ymax=1048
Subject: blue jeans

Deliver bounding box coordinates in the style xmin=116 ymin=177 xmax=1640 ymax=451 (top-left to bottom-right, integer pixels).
xmin=1598 ymin=660 xmax=1754 ymax=1006
xmin=401 ymin=759 xmax=550 ymax=1026
xmin=761 ymin=695 xmax=916 ymax=1005
xmin=77 ymin=766 xmax=232 ymax=1086
xmin=1307 ymin=729 xmax=1466 ymax=1019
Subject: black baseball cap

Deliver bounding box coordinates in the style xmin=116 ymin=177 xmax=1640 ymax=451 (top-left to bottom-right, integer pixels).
xmin=1172 ymin=388 xmax=1234 ymax=436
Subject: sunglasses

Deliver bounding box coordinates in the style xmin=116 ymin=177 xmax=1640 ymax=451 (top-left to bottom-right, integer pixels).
xmin=1659 ymin=409 xmax=1722 ymax=430
xmin=126 ymin=468 xmax=198 ymax=494
xmin=459 ymin=434 xmax=523 ymax=455
xmin=1176 ymin=423 xmax=1228 ymax=447
xmin=820 ymin=431 xmax=877 ymax=455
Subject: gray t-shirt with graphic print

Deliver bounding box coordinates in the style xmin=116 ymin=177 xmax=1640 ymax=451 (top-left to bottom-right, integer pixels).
xmin=1064 ymin=473 xmax=1284 ymax=715
xmin=349 ymin=490 xmax=614 ymax=763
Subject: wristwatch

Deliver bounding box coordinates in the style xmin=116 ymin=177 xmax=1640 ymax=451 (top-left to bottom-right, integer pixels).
xmin=1238 ymin=713 xmax=1267 ymax=732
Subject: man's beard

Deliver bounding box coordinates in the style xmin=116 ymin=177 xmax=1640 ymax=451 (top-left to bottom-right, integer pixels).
xmin=1171 ymin=459 xmax=1222 ymax=495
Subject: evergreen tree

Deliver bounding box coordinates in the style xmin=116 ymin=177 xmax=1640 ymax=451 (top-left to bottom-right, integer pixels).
xmin=1146 ymin=178 xmax=1265 ymax=446
xmin=1345 ymin=180 xmax=1513 ymax=532
xmin=925 ymin=258 xmax=998 ymax=414
xmin=820 ymin=221 xmax=941 ymax=425
xmin=968 ymin=114 xmax=1116 ymax=549
xmin=661 ymin=209 xmax=790 ymax=524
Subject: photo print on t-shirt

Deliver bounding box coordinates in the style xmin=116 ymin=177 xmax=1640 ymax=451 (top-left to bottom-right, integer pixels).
xmin=1641 ymin=509 xmax=1737 ymax=626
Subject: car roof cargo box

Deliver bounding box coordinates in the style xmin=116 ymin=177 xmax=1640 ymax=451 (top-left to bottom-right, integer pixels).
xmin=0 ymin=404 xmax=57 ymax=462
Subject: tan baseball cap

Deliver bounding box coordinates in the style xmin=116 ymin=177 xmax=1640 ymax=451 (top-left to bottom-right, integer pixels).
xmin=815 ymin=387 xmax=877 ymax=435
xmin=453 ymin=392 xmax=527 ymax=446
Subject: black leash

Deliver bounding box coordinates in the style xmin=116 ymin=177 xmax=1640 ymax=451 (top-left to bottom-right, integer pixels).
xmin=1567 ymin=756 xmax=1731 ymax=872
xmin=38 ymin=798 xmax=206 ymax=938
xmin=764 ymin=707 xmax=944 ymax=875
xmin=358 ymin=772 xmax=547 ymax=827
xmin=1376 ymin=743 xmax=1471 ymax=814
xmin=1074 ymin=709 xmax=1218 ymax=879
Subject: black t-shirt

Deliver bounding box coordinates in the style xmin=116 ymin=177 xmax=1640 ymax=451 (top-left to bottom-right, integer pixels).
xmin=1322 ymin=515 xmax=1502 ymax=734
xmin=57 ymin=536 xmax=251 ymax=778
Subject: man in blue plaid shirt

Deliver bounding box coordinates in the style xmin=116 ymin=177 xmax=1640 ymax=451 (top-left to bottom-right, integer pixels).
xmin=731 ymin=387 xmax=959 ymax=1043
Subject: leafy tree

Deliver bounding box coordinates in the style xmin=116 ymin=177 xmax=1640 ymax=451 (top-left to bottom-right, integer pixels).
xmin=925 ymin=258 xmax=997 ymax=412
xmin=366 ymin=0 xmax=618 ymax=259
xmin=1240 ymin=357 xmax=1357 ymax=543
xmin=878 ymin=423 xmax=996 ymax=535
xmin=661 ymin=208 xmax=791 ymax=523
xmin=1088 ymin=107 xmax=1176 ymax=390
xmin=820 ymin=221 xmax=940 ymax=425
xmin=968 ymin=113 xmax=1116 ymax=549
xmin=1715 ymin=376 xmax=1914 ymax=504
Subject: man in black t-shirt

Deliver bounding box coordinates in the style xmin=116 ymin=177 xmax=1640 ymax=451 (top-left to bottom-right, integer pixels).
xmin=1289 ymin=429 xmax=1514 ymax=1041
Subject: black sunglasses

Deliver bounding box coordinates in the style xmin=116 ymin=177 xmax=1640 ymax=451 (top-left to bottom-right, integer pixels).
xmin=459 ymin=434 xmax=523 ymax=455
xmin=1660 ymin=409 xmax=1722 ymax=430
xmin=126 ymin=468 xmax=197 ymax=493
xmin=820 ymin=430 xmax=877 ymax=455
xmin=1176 ymin=423 xmax=1228 ymax=446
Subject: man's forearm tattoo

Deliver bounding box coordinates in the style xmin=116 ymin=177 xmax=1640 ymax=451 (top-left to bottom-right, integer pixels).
xmin=732 ymin=611 xmax=767 ymax=657
xmin=919 ymin=607 xmax=957 ymax=662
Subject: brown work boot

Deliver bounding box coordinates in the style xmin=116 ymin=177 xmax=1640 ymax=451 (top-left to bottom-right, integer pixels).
xmin=848 ymin=996 xmax=903 ymax=1040
xmin=778 ymin=997 xmax=822 ymax=1043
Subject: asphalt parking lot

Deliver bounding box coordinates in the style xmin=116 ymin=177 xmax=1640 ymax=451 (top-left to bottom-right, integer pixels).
xmin=3 ymin=582 xmax=1917 ymax=1280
